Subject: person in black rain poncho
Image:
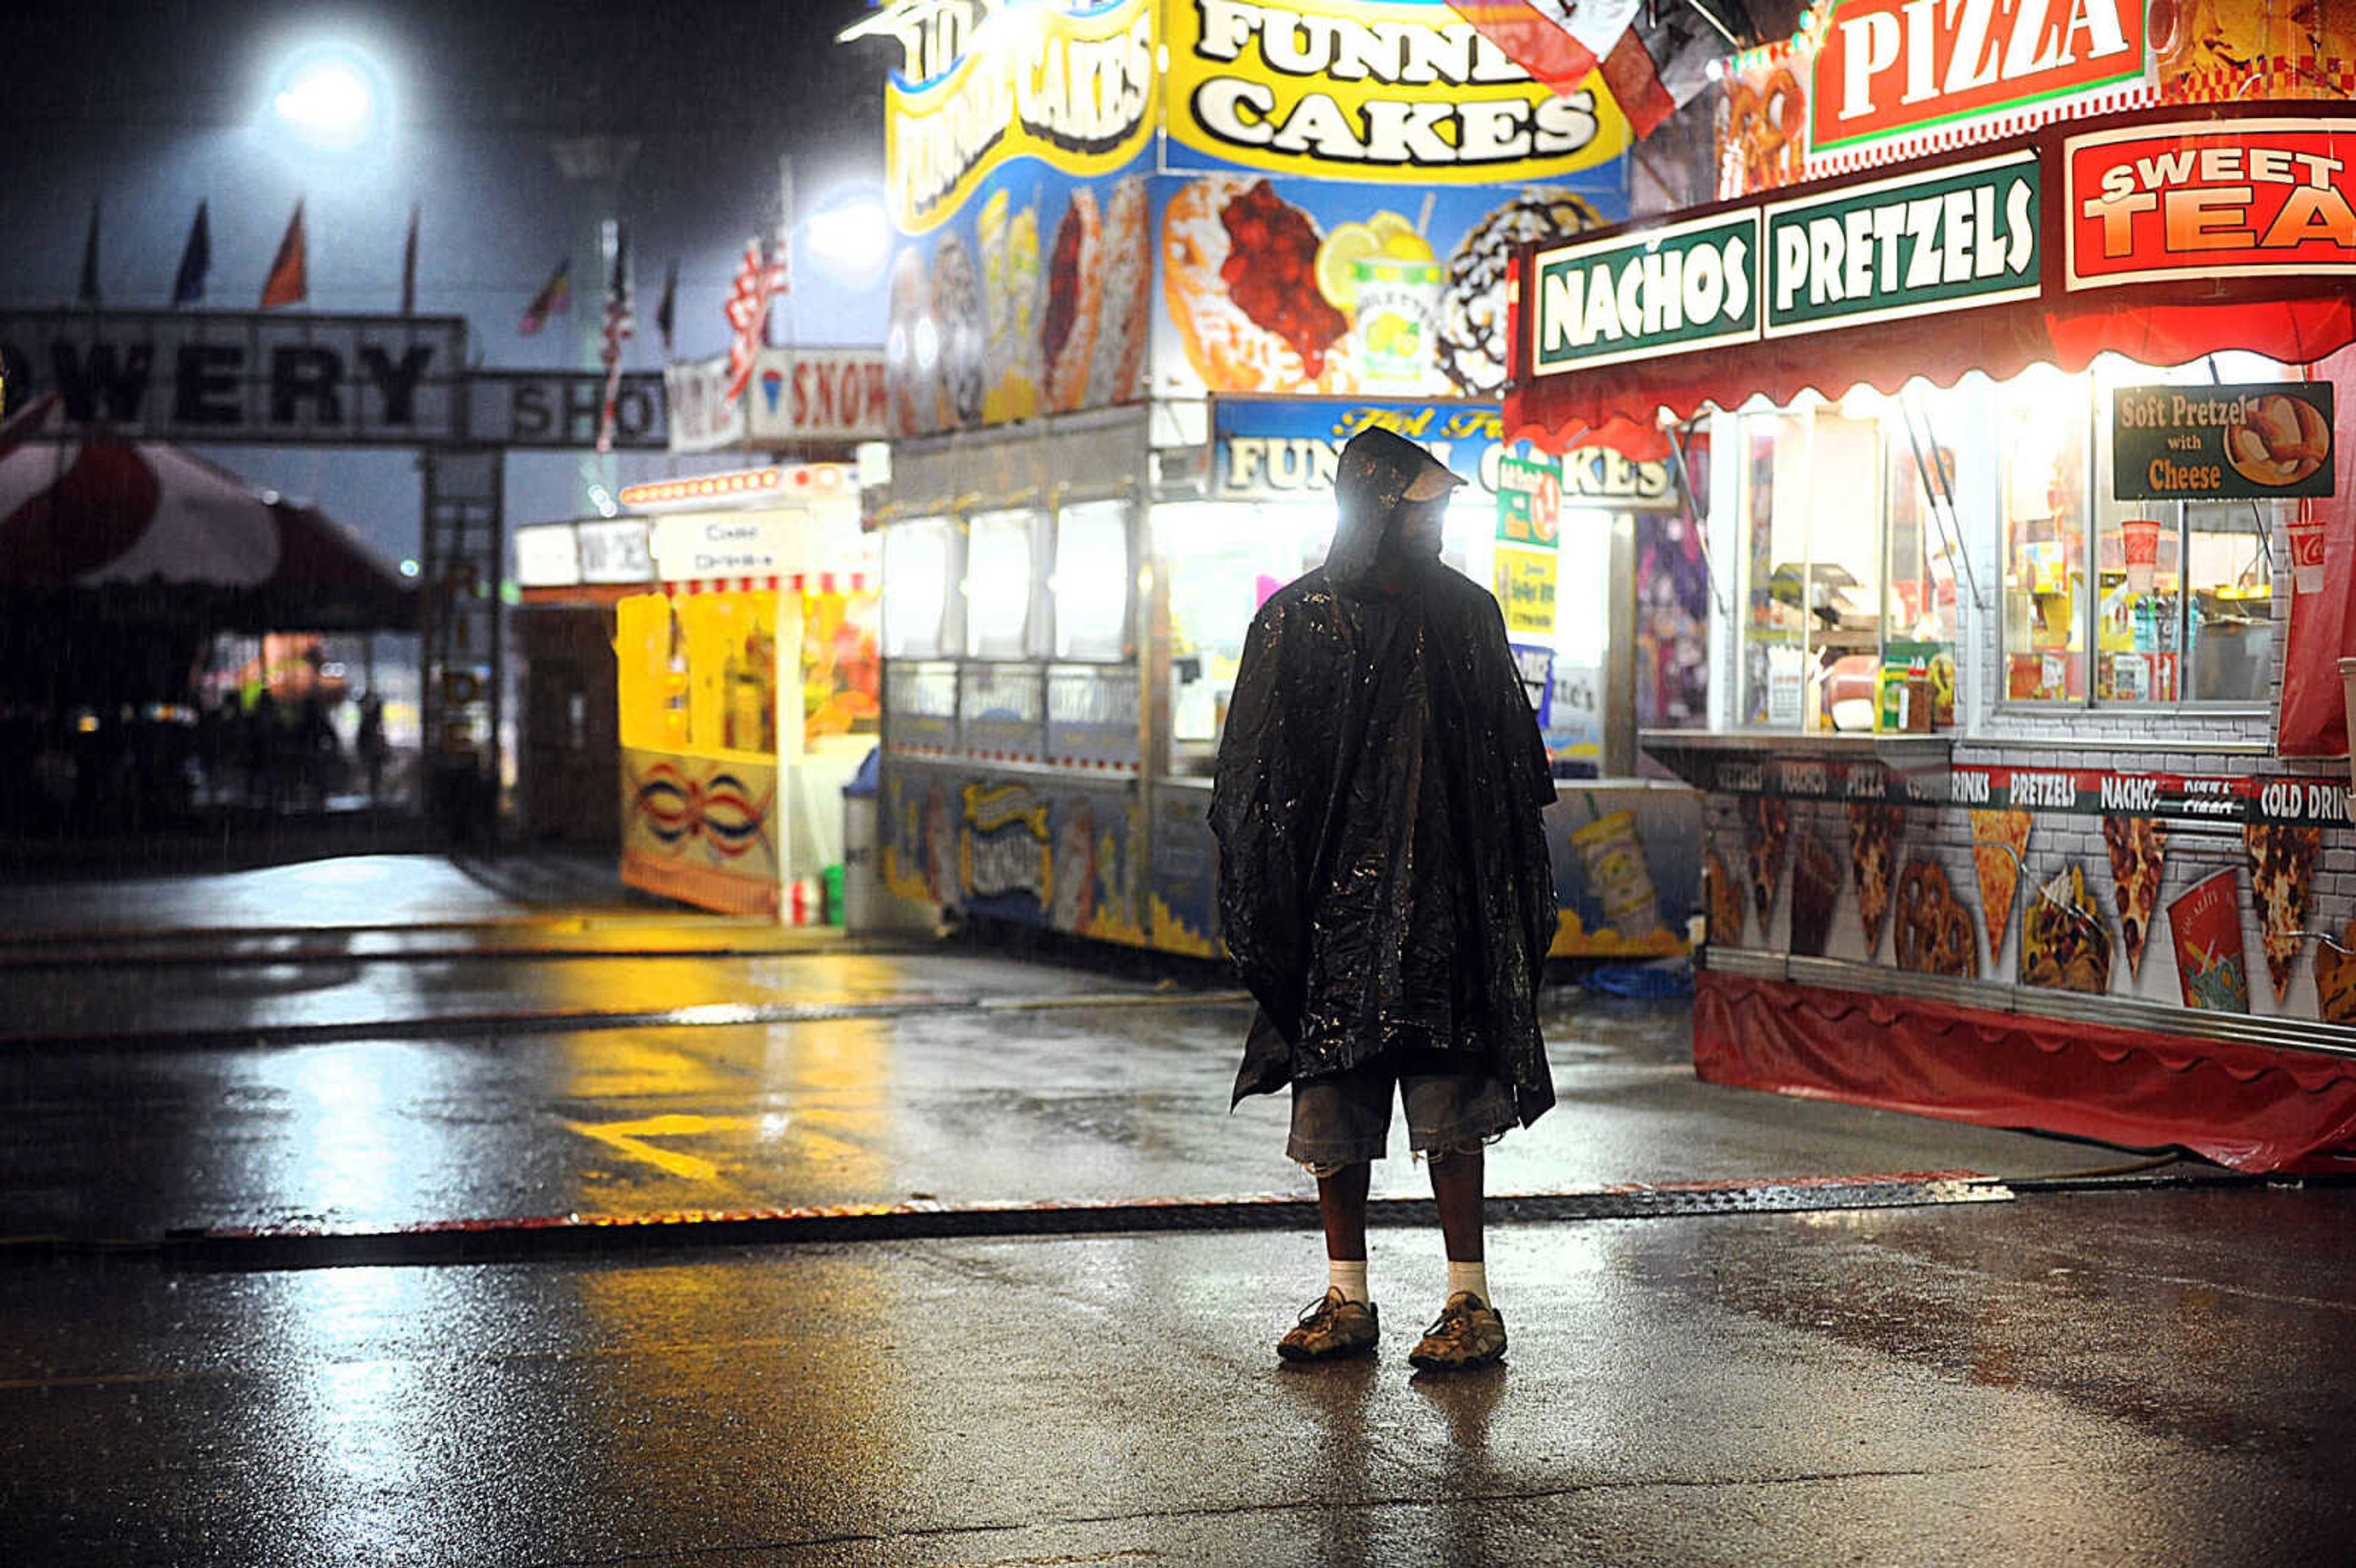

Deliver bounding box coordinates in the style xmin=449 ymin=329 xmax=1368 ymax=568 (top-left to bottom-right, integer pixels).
xmin=1211 ymin=425 xmax=1557 ymax=1372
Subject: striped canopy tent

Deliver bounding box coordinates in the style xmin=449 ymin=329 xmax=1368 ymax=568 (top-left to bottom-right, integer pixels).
xmin=0 ymin=393 xmax=415 ymax=633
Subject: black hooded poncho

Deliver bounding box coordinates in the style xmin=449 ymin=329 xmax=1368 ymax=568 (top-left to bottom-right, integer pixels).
xmin=1210 ymin=428 xmax=1558 ymax=1129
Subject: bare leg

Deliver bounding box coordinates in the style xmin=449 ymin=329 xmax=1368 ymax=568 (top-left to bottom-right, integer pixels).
xmin=1317 ymin=1161 xmax=1371 ymax=1261
xmin=1427 ymin=1147 xmax=1484 ymax=1263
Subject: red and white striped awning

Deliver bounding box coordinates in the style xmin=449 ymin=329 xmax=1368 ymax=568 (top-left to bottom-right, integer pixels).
xmin=0 ymin=394 xmax=413 ymax=629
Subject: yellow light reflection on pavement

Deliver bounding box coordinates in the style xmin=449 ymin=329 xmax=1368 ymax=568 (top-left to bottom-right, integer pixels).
xmin=561 ymin=1114 xmax=750 ymax=1184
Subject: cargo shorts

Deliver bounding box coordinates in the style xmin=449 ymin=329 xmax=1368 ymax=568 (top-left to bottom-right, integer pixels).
xmin=1288 ymin=1050 xmax=1519 ymax=1174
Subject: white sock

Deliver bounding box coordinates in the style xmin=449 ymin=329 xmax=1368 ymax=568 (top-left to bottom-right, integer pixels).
xmin=1328 ymin=1258 xmax=1370 ymax=1304
xmin=1446 ymin=1260 xmax=1490 ymax=1305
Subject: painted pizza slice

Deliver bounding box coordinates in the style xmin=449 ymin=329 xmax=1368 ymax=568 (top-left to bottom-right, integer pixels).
xmin=1968 ymin=809 xmax=2032 ymax=965
xmin=2246 ymin=821 xmax=2322 ymax=1002
xmin=1736 ymin=795 xmax=1791 ymax=921
xmin=2101 ymin=814 xmax=2167 ymax=979
xmin=1846 ymin=802 xmax=1903 ymax=959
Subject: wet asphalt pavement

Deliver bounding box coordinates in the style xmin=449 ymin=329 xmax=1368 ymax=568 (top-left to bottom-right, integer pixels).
xmin=2 ymin=855 xmax=2352 ymax=1565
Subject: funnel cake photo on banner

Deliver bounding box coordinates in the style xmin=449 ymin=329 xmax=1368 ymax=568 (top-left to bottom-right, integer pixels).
xmin=1040 ymin=186 xmax=1104 ymax=413
xmin=1969 ymin=808 xmax=2033 ymax=964
xmin=1846 ymin=801 xmax=1903 ymax=958
xmin=1735 ymin=795 xmax=1790 ymax=920
xmin=2019 ymin=863 xmax=2114 ymax=996
xmin=976 ymin=189 xmax=1041 ymax=422
xmin=1895 ymin=858 xmax=1978 ymax=978
xmin=2247 ymin=821 xmax=2323 ymax=1001
xmin=1161 ymin=174 xmax=1358 ymax=393
xmin=1434 ymin=189 xmax=1604 ymax=396
xmin=2102 ymin=814 xmax=2168 ymax=978
xmin=1088 ymin=174 xmax=1153 ymax=408
xmin=931 ymin=233 xmax=986 ymax=427
xmin=1787 ymin=832 xmax=1843 ymax=958
xmin=885 ymin=247 xmax=942 ymax=436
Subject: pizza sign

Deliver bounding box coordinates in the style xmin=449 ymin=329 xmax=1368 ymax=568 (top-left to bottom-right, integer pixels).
xmin=1811 ymin=0 xmax=2146 ymax=155
xmin=2066 ymin=121 xmax=2356 ymax=289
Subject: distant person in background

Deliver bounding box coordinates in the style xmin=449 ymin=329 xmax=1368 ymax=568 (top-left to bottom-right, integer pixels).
xmin=245 ymin=690 xmax=282 ymax=810
xmin=1211 ymin=427 xmax=1558 ymax=1374
xmin=296 ymin=690 xmax=339 ymax=807
xmin=357 ymin=694 xmax=388 ymax=803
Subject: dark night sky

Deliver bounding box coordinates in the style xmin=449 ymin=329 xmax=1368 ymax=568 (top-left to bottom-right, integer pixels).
xmin=0 ymin=0 xmax=893 ymax=558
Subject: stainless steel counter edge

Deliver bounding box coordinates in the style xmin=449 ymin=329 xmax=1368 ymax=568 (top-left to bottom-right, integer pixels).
xmin=1641 ymin=729 xmax=1954 ymax=759
xmin=1703 ymin=946 xmax=2356 ymax=1062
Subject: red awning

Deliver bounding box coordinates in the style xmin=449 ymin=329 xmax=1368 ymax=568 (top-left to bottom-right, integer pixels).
xmin=1506 ymin=106 xmax=2356 ymax=462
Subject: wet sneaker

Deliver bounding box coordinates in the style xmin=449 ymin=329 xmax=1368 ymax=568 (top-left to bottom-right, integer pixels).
xmin=1409 ymin=1291 xmax=1507 ymax=1370
xmin=1277 ymin=1288 xmax=1379 ymax=1361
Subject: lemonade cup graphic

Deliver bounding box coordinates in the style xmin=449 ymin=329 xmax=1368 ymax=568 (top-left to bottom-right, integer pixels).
xmin=1315 ymin=209 xmax=1441 ymax=388
xmin=1350 ymin=253 xmax=1442 ymax=385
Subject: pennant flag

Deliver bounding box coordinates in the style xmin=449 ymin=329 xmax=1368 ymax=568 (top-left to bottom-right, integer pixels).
xmin=77 ymin=198 xmax=101 ymax=309
xmin=655 ymin=259 xmax=677 ymax=357
xmin=1449 ymin=0 xmax=1677 ymax=139
xmin=596 ymin=224 xmax=636 ymax=455
xmin=260 ymin=200 xmax=307 ymax=308
xmin=400 ymin=204 xmax=420 ymax=315
xmin=722 ymin=237 xmax=787 ymax=403
xmin=518 ymin=258 xmax=571 ymax=335
xmin=172 ymin=201 xmax=210 ymax=306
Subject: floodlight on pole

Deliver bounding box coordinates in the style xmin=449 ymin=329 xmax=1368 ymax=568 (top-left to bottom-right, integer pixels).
xmin=269 ymin=47 xmax=387 ymax=150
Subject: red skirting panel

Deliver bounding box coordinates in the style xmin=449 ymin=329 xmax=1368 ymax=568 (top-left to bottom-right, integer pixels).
xmin=1695 ymin=970 xmax=2356 ymax=1175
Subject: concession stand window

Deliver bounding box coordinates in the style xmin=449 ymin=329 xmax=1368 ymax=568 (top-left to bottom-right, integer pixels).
xmin=1153 ymin=500 xmax=1332 ymax=765
xmin=882 ymin=517 xmax=959 ymax=661
xmin=1506 ymin=99 xmax=2356 ymax=1175
xmin=964 ymin=508 xmax=1048 ymax=661
xmin=2002 ymin=358 xmax=2289 ymax=711
xmin=1725 ymin=390 xmax=1968 ymax=734
xmin=1051 ymin=498 xmax=1133 ymax=663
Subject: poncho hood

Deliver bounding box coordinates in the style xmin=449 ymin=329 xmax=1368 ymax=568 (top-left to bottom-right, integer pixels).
xmin=1322 ymin=426 xmax=1466 ymax=589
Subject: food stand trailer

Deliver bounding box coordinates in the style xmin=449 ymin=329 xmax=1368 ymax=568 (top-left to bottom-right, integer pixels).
xmin=853 ymin=0 xmax=1707 ymax=959
xmin=611 ymin=463 xmax=879 ymax=918
xmin=1507 ymin=14 xmax=2356 ymax=1170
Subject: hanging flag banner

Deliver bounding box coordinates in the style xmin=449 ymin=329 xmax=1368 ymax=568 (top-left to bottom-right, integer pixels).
xmin=2066 ymin=120 xmax=2356 ymax=290
xmin=1809 ymin=0 xmax=2146 ymax=155
xmin=1762 ymin=151 xmax=2041 ymax=337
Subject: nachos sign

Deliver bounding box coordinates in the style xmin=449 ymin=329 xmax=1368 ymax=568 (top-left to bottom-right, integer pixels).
xmin=2066 ymin=120 xmax=2356 ymax=288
